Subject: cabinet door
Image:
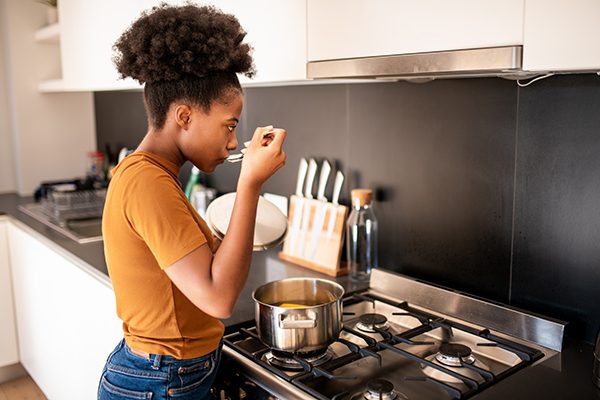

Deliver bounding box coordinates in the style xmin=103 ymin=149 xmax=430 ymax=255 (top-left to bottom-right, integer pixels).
xmin=213 ymin=0 xmax=307 ymax=85
xmin=523 ymin=0 xmax=600 ymax=71
xmin=307 ymin=0 xmax=524 ymax=61
xmin=8 ymin=222 xmax=122 ymax=400
xmin=59 ymin=0 xmax=306 ymax=90
xmin=0 ymin=218 xmax=19 ymax=368
xmin=59 ymin=0 xmax=150 ymax=91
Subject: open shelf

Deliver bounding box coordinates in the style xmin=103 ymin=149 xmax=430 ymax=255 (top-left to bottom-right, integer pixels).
xmin=34 ymin=23 xmax=60 ymax=44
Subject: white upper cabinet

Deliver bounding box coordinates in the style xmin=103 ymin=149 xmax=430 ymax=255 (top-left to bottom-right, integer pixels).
xmin=37 ymin=0 xmax=600 ymax=91
xmin=307 ymin=0 xmax=600 ymax=75
xmin=523 ymin=0 xmax=600 ymax=72
xmin=307 ymin=0 xmax=525 ymax=62
xmin=213 ymin=0 xmax=307 ymax=85
xmin=52 ymin=0 xmax=306 ymax=91
xmin=58 ymin=0 xmax=151 ymax=91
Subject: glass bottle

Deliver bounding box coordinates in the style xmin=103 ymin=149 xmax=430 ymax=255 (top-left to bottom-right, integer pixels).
xmin=346 ymin=189 xmax=378 ymax=282
xmin=184 ymin=166 xmax=201 ymax=201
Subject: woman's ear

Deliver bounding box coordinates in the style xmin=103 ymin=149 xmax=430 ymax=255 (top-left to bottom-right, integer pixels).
xmin=175 ymin=104 xmax=192 ymax=130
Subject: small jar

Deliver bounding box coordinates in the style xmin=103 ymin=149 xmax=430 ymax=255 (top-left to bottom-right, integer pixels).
xmin=346 ymin=189 xmax=378 ymax=282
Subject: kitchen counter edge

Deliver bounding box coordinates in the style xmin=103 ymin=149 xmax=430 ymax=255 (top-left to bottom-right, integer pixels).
xmin=0 ymin=193 xmax=369 ymax=327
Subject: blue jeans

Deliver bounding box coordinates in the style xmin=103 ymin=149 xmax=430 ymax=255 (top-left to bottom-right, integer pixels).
xmin=98 ymin=339 xmax=222 ymax=400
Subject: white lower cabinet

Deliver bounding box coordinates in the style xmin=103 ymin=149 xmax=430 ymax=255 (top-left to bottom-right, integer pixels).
xmin=0 ymin=217 xmax=19 ymax=369
xmin=7 ymin=221 xmax=122 ymax=400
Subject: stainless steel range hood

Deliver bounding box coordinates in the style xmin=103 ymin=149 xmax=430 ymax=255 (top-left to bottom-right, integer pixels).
xmin=307 ymin=45 xmax=539 ymax=81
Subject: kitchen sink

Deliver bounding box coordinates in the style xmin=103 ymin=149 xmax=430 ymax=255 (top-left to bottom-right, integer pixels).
xmin=18 ymin=203 xmax=103 ymax=244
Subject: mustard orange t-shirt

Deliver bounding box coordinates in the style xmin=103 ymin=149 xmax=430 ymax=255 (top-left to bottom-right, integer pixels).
xmin=102 ymin=151 xmax=224 ymax=359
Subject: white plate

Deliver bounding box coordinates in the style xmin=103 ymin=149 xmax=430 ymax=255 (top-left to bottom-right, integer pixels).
xmin=205 ymin=192 xmax=288 ymax=251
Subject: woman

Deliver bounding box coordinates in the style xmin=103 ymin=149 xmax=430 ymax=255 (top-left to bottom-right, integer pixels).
xmin=98 ymin=4 xmax=286 ymax=399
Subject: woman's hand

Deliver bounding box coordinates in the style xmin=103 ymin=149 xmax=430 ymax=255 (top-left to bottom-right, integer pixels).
xmin=239 ymin=126 xmax=286 ymax=188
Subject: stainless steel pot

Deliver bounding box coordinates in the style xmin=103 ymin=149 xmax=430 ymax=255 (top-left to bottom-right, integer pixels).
xmin=252 ymin=278 xmax=344 ymax=353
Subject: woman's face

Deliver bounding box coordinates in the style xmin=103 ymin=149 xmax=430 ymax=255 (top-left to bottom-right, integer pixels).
xmin=181 ymin=92 xmax=244 ymax=173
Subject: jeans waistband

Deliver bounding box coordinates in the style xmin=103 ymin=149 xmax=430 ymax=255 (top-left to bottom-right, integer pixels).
xmin=124 ymin=339 xmax=219 ymax=370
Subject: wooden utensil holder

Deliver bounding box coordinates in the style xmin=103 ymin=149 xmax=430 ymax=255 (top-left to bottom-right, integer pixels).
xmin=279 ymin=195 xmax=348 ymax=276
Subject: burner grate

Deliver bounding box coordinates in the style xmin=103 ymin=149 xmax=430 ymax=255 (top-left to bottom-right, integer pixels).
xmin=223 ymin=291 xmax=546 ymax=400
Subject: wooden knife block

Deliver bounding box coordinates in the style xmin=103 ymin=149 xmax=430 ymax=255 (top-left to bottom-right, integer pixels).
xmin=279 ymin=195 xmax=348 ymax=276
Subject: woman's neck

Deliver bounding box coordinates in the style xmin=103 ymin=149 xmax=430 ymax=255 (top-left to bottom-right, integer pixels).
xmin=136 ymin=127 xmax=185 ymax=168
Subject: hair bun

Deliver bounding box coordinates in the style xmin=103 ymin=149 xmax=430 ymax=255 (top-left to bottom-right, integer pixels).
xmin=113 ymin=3 xmax=256 ymax=84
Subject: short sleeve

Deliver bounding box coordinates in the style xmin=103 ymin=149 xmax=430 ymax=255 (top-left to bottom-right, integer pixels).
xmin=123 ymin=167 xmax=208 ymax=269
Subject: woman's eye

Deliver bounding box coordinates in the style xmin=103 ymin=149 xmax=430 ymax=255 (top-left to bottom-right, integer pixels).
xmin=227 ymin=126 xmax=236 ymax=133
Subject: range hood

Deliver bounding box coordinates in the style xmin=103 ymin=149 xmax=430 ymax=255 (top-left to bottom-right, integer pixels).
xmin=307 ymin=45 xmax=541 ymax=81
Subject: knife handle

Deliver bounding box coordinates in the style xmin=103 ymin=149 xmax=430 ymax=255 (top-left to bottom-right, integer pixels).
xmin=331 ymin=171 xmax=344 ymax=206
xmin=304 ymin=158 xmax=317 ymax=199
xmin=326 ymin=171 xmax=344 ymax=242
xmin=316 ymin=160 xmax=331 ymax=201
xmin=295 ymin=158 xmax=308 ymax=197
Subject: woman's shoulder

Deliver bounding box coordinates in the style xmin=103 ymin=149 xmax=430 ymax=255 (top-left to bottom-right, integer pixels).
xmin=114 ymin=152 xmax=180 ymax=180
xmin=109 ymin=152 xmax=183 ymax=200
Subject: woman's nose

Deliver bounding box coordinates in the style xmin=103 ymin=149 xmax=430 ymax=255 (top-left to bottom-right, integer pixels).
xmin=228 ymin=134 xmax=238 ymax=150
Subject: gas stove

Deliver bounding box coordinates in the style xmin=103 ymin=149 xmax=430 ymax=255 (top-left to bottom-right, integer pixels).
xmin=213 ymin=269 xmax=566 ymax=400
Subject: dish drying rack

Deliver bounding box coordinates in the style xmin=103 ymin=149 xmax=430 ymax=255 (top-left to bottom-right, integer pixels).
xmin=39 ymin=186 xmax=107 ymax=223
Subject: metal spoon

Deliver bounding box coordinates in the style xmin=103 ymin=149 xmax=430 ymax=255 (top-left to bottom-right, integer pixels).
xmin=226 ymin=153 xmax=244 ymax=163
xmin=226 ymin=130 xmax=276 ymax=163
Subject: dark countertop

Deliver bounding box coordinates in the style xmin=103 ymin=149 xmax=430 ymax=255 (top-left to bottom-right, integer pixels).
xmin=2 ymin=192 xmax=598 ymax=399
xmin=0 ymin=192 xmax=369 ymax=327
xmin=473 ymin=340 xmax=600 ymax=399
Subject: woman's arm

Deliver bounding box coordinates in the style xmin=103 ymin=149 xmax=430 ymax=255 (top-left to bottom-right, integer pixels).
xmin=164 ymin=127 xmax=286 ymax=318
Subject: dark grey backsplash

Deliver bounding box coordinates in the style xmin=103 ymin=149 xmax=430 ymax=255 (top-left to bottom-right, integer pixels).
xmin=93 ymin=90 xmax=148 ymax=161
xmin=95 ymin=73 xmax=600 ymax=343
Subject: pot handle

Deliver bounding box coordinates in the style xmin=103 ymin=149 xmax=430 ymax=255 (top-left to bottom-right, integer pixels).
xmin=278 ymin=312 xmax=318 ymax=329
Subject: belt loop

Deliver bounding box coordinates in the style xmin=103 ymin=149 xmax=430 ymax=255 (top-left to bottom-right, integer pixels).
xmin=152 ymin=354 xmax=162 ymax=370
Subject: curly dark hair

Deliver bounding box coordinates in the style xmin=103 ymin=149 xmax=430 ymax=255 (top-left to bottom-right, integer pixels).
xmin=112 ymin=2 xmax=255 ymax=129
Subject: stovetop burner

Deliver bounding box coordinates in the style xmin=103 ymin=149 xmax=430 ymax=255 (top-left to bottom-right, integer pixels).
xmin=366 ymin=379 xmax=395 ymax=399
xmin=356 ymin=313 xmax=389 ymax=332
xmin=422 ymin=342 xmax=489 ymax=384
xmin=347 ymin=379 xmax=411 ymax=400
xmin=266 ymin=347 xmax=333 ymax=370
xmin=436 ymin=343 xmax=475 ymax=367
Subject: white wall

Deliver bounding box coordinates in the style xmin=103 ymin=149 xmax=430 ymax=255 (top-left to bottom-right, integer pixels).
xmin=0 ymin=0 xmax=16 ymax=194
xmin=0 ymin=0 xmax=96 ymax=196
